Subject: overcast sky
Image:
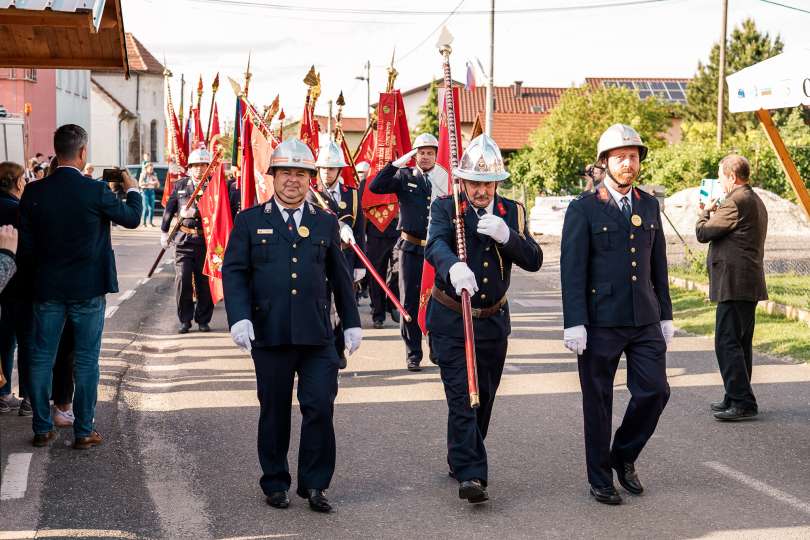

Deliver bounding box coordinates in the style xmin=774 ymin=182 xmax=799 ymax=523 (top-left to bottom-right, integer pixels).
xmin=122 ymin=0 xmax=804 ymax=125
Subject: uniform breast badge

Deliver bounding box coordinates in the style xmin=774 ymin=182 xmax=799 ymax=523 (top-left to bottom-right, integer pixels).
xmin=631 ymin=214 xmax=642 ymax=227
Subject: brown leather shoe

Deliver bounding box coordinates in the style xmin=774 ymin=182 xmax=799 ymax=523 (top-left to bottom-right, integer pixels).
xmin=73 ymin=430 xmax=103 ymax=450
xmin=32 ymin=430 xmax=57 ymax=447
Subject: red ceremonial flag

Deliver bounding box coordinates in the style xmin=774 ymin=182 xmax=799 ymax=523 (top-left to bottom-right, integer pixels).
xmin=240 ymin=115 xmax=257 ymax=211
xmin=465 ymin=61 xmax=477 ymax=92
xmin=193 ymin=107 xmax=204 ymax=147
xmin=361 ymin=91 xmax=410 ymax=233
xmin=209 ymin=102 xmax=221 ymax=149
xmin=338 ymin=136 xmax=358 ymax=189
xmin=354 ymin=125 xmax=376 ymax=166
xmin=417 ymin=86 xmax=461 ymax=334
xmin=298 ymin=102 xmax=319 ymax=157
xmin=198 ymin=164 xmax=233 ymax=304
xmin=182 ymin=116 xmax=191 ymax=160
xmin=251 ymin=121 xmax=275 ymax=203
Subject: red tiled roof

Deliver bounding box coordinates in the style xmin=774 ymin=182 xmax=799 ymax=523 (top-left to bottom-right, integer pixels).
xmin=475 ymin=111 xmax=548 ymax=151
xmin=314 ymin=115 xmax=368 ymax=133
xmin=125 ymin=33 xmax=164 ymax=75
xmin=457 ymin=85 xmax=566 ymax=124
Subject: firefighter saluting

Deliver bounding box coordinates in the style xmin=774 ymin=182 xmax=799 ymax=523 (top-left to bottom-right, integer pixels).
xmin=160 ymin=145 xmax=215 ymax=334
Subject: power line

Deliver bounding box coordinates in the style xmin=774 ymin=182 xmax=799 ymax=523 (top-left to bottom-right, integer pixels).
xmin=397 ymin=0 xmax=467 ymax=63
xmin=757 ymin=0 xmax=810 ymax=15
xmin=188 ymin=0 xmax=685 ymax=16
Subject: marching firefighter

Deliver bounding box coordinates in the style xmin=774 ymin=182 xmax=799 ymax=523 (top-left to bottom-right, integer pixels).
xmin=309 ymin=140 xmax=366 ymax=369
xmin=222 ymin=138 xmax=362 ymax=513
xmin=560 ymin=124 xmax=673 ymax=505
xmin=161 ymin=146 xmax=215 ymax=334
xmin=369 ymin=133 xmax=447 ymax=371
xmin=426 ymin=134 xmax=542 ymax=504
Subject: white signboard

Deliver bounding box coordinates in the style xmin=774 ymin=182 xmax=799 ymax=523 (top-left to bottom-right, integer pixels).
xmin=726 ymin=48 xmax=810 ymax=113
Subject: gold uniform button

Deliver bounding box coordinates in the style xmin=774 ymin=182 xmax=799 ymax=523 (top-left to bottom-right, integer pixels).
xmin=292 ymin=243 xmax=297 ymax=249
xmin=292 ymin=289 xmax=298 ymax=295
xmin=591 ymin=289 xmax=596 ymax=293
xmin=630 ymin=247 xmax=636 ymax=253
xmin=483 ymin=261 xmax=489 ymax=268
xmin=292 ymin=257 xmax=298 ymax=263
xmin=261 ymin=239 xmax=267 ymax=244
xmin=630 ymin=234 xmax=635 ymax=240
xmin=485 ymin=247 xmax=490 ymax=251
xmin=481 ymin=293 xmax=487 ymax=300
xmin=292 ymin=273 xmax=298 ymax=279
xmin=602 ymin=226 xmax=607 ymax=231
xmin=483 ymin=277 xmax=489 ymax=284
xmin=631 ymin=261 xmax=637 ymax=267
xmin=632 ymin=276 xmax=637 ymax=282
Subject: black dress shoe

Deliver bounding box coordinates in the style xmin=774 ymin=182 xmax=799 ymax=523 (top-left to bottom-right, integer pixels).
xmin=373 ymin=320 xmax=384 ymax=329
xmin=198 ymin=323 xmax=211 ymax=333
xmin=389 ymin=310 xmax=400 ymax=324
xmin=589 ymin=485 xmax=623 ymax=505
xmin=714 ymin=406 xmax=758 ymax=421
xmin=178 ymin=322 xmax=191 ymax=334
xmin=297 ymin=488 xmax=333 ymax=513
xmin=266 ymin=491 xmax=289 ymax=509
xmin=611 ymin=459 xmax=644 ymax=495
xmin=710 ymin=398 xmax=730 ymax=412
xmin=458 ymin=479 xmax=488 ymax=503
xmin=337 ymin=354 xmax=347 ymax=370
xmin=407 ymin=359 xmax=421 ymax=372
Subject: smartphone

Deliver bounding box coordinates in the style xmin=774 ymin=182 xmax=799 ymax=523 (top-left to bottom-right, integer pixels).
xmin=103 ymin=168 xmax=124 ymax=183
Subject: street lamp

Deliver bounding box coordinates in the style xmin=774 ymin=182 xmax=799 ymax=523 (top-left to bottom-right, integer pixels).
xmin=355 ymin=60 xmax=371 ymax=128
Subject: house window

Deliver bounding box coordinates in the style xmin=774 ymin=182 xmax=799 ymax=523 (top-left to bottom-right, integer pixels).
xmin=150 ymin=119 xmax=158 ymax=162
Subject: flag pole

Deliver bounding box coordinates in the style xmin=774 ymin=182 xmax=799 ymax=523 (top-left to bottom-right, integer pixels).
xmin=205 ymin=73 xmax=220 ymax=145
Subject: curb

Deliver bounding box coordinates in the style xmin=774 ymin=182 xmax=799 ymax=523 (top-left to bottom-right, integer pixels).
xmin=669 ymin=276 xmax=810 ymax=328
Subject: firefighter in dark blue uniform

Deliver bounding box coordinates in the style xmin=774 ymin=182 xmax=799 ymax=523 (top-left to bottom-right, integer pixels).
xmin=160 ymin=146 xmax=214 ymax=334
xmin=426 ymin=134 xmax=542 ymax=504
xmin=369 ymin=133 xmax=448 ymax=371
xmin=560 ymin=124 xmax=674 ymax=506
xmin=308 ymin=140 xmax=366 ymax=369
xmin=222 ymin=138 xmax=362 ymax=514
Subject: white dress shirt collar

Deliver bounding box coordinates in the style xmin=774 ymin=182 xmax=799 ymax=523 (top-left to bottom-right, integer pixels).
xmin=604 ymin=181 xmax=632 ymax=211
xmin=275 ymin=199 xmax=306 ymax=227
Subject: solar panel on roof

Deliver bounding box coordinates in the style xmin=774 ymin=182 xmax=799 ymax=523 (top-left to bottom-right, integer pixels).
xmin=619 ymin=81 xmax=633 ymax=89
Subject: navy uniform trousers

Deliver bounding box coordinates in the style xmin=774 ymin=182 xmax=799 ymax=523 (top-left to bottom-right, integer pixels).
xmin=252 ymin=345 xmax=339 ymax=494
xmin=366 ymin=221 xmax=400 ymax=323
xmin=434 ymin=335 xmax=507 ymax=484
xmin=578 ymin=325 xmax=669 ymax=488
xmin=398 ymin=239 xmax=424 ymax=361
xmin=174 ymin=239 xmax=213 ymax=325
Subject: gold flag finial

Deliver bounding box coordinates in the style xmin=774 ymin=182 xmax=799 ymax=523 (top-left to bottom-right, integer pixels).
xmin=303 ymin=65 xmax=318 ymax=87
xmin=386 ymin=48 xmax=398 ymax=92
xmin=336 ymin=91 xmax=345 ymax=108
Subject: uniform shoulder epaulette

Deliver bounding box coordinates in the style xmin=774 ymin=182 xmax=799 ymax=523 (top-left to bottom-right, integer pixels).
xmin=635 ymin=188 xmax=655 ymax=200
xmin=437 ymin=194 xmax=453 ymax=200
xmin=575 ymin=190 xmax=596 ymax=201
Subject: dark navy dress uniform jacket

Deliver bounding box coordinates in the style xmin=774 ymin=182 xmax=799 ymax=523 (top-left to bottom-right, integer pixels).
xmin=560 ymin=184 xmax=672 ymax=329
xmin=369 ymin=162 xmax=432 ymax=251
xmin=222 ymin=199 xmax=360 ymax=348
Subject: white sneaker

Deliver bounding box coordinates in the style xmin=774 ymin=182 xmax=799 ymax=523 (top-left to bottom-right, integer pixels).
xmin=53 ymin=406 xmax=75 ymax=427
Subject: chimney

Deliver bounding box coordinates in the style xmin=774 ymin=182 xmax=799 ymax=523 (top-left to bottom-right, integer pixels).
xmin=512 ymin=81 xmax=523 ymax=98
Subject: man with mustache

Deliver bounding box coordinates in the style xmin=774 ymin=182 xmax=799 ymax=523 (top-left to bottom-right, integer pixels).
xmin=560 ymin=124 xmax=674 ymax=505
xmin=425 ymin=134 xmax=542 ymax=504
xmin=223 ymin=138 xmax=362 ymax=513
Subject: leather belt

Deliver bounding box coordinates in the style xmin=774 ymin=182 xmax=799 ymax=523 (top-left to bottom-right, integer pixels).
xmin=179 ymin=226 xmax=203 ymax=236
xmin=400 ymin=231 xmax=427 ymax=246
xmin=431 ymin=286 xmax=506 ymax=319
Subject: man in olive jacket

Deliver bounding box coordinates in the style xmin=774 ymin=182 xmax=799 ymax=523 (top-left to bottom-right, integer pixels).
xmin=696 ymin=154 xmax=768 ymax=421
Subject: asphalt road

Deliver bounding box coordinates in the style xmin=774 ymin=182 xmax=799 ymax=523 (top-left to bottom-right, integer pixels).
xmin=2 ymin=227 xmax=810 ymax=539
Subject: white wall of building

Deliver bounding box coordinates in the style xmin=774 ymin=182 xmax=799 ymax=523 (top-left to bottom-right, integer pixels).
xmin=55 ymin=69 xmax=92 ymax=159
xmin=90 ymin=85 xmax=129 ymax=170
xmin=91 ymin=71 xmax=165 ymax=167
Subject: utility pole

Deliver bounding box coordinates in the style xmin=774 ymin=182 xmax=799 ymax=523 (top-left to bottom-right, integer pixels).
xmin=485 ymin=0 xmax=495 ymax=136
xmin=355 ymin=60 xmax=371 ymax=128
xmin=716 ymin=0 xmax=728 ymax=147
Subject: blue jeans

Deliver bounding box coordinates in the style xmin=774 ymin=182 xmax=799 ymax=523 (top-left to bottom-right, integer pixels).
xmin=0 ymin=300 xmax=33 ymax=398
xmin=142 ymin=189 xmax=156 ymax=225
xmin=29 ymin=296 xmax=105 ymax=437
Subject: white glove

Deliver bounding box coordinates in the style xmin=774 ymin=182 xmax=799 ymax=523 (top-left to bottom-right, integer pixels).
xmin=230 ymin=319 xmax=255 ymax=352
xmin=563 ymin=325 xmax=587 ymax=355
xmin=344 ymin=326 xmax=362 ymax=355
xmin=392 ymin=148 xmax=418 ymax=168
xmin=448 ymin=262 xmax=478 ymax=296
xmin=353 ymin=268 xmax=366 ymax=282
xmin=179 ymin=206 xmax=198 ymax=218
xmin=660 ymin=319 xmax=675 ymax=346
xmin=339 ymin=223 xmax=355 ymax=244
xmin=160 ymin=232 xmax=169 ymax=248
xmin=477 ymin=214 xmax=510 ymax=244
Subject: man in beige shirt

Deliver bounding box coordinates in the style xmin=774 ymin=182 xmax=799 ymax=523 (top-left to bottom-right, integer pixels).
xmin=696 ymin=154 xmax=768 ymax=421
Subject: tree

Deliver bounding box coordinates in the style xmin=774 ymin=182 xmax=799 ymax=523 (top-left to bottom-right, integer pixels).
xmin=413 ymin=80 xmax=439 ymax=137
xmin=685 ymin=18 xmax=784 ymax=135
xmin=511 ymin=86 xmax=672 ymax=194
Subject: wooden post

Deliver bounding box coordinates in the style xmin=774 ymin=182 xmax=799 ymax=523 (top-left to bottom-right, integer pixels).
xmin=756 ymin=108 xmax=810 ymax=220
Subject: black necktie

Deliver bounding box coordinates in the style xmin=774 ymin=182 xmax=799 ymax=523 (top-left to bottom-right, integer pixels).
xmin=621 ymin=197 xmax=631 ymax=221
xmin=284 ymin=208 xmax=297 ymax=233
xmin=477 ymin=208 xmax=487 ymax=218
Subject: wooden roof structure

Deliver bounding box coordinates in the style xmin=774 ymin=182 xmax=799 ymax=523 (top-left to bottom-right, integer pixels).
xmin=0 ymin=0 xmax=129 ymax=77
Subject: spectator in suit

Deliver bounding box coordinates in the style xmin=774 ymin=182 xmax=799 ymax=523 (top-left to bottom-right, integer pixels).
xmin=18 ymin=124 xmax=142 ymax=449
xmin=0 ymin=162 xmax=31 ymax=414
xmin=696 ymin=154 xmax=768 ymax=421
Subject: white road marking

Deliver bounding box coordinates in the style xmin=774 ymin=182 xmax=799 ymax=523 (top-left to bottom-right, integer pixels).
xmin=0 ymin=452 xmax=33 ymax=500
xmin=153 ymin=267 xmax=163 ymax=274
xmin=0 ymin=530 xmax=140 ymax=539
xmin=512 ymin=298 xmax=561 ymax=308
xmin=704 ymin=461 xmax=810 ymax=515
xmin=105 ymin=306 xmax=119 ymax=319
xmin=119 ymin=290 xmax=136 ymax=302
xmin=139 ymin=277 xmax=151 ymax=286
